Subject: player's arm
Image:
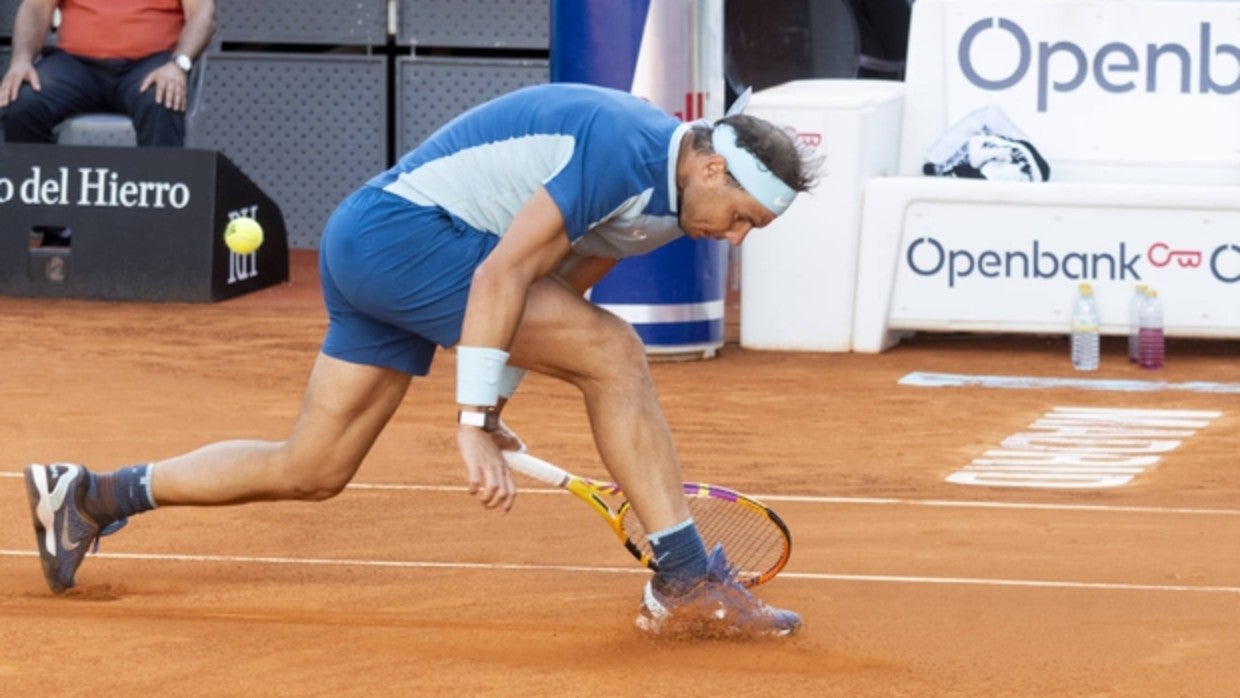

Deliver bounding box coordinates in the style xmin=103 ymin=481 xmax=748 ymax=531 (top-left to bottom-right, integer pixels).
xmin=455 ymin=186 xmax=571 ymax=511
xmin=480 ymin=243 xmax=613 ymax=457
xmin=554 ymin=250 xmax=618 ymax=295
xmin=459 ymin=186 xmax=570 ymax=357
xmin=480 ymin=215 xmax=615 ymax=460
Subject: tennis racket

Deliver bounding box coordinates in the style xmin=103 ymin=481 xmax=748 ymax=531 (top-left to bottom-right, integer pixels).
xmin=502 ymin=450 xmax=791 ymax=587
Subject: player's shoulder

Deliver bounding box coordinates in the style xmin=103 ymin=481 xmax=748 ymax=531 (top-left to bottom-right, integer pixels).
xmin=501 ymin=83 xmax=668 ymax=123
xmin=504 ymin=83 xmax=631 ymax=104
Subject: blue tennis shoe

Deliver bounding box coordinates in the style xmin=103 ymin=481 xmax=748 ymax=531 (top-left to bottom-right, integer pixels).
xmin=636 ymin=543 xmax=801 ymax=638
xmin=24 ymin=463 xmax=126 ymax=593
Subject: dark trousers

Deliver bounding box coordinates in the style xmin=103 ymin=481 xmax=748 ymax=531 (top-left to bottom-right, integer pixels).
xmin=1 ymin=48 xmax=185 ymax=147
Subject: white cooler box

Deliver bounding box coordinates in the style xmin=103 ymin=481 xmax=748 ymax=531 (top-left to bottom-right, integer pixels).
xmin=741 ymin=79 xmax=904 ymax=352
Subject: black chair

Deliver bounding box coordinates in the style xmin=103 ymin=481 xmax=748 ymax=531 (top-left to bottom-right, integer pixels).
xmin=0 ymin=0 xmax=18 ymax=38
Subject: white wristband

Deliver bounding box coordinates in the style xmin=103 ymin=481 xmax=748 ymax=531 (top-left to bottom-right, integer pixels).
xmin=456 ymin=346 xmax=509 ymax=407
xmin=498 ymin=365 xmax=527 ymax=399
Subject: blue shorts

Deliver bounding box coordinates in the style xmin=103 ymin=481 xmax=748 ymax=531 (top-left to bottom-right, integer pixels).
xmin=319 ymin=186 xmax=499 ymax=376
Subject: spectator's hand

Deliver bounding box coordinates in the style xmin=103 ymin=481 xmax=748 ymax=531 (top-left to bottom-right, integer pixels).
xmin=0 ymin=60 xmax=40 ymax=107
xmin=140 ymin=61 xmax=190 ymax=112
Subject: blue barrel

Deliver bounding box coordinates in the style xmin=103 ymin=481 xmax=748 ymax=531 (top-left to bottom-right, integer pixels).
xmin=550 ymin=0 xmax=729 ymax=358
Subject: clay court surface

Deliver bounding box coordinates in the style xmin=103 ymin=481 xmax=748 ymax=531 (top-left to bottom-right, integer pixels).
xmin=1 ymin=250 xmax=1237 ymax=696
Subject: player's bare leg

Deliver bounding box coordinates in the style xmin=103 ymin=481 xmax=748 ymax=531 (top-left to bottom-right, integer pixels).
xmin=24 ymin=353 xmax=410 ymax=592
xmin=150 ymin=353 xmax=411 ymax=504
xmin=507 ymin=276 xmax=691 ymax=534
xmin=508 ymin=276 xmax=801 ymax=637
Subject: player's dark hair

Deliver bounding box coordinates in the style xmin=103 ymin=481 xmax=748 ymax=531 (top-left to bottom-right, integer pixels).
xmin=688 ymin=115 xmax=819 ymax=193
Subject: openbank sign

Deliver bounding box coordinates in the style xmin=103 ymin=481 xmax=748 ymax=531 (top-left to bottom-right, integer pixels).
xmin=901 ymin=16 xmax=1240 ymax=288
xmin=906 ymin=238 xmax=1240 ymax=287
xmin=958 ymin=17 xmax=1240 ymax=112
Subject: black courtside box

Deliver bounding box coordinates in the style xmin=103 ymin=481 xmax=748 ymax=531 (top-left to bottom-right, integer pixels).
xmin=0 ymin=143 xmax=289 ymax=302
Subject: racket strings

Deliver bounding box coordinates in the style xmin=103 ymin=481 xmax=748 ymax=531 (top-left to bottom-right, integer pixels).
xmin=623 ymin=494 xmax=789 ymax=585
xmin=690 ymin=498 xmax=787 ymax=577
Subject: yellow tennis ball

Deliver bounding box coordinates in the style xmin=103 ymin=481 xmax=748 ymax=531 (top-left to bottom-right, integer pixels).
xmin=224 ymin=217 xmax=264 ymax=254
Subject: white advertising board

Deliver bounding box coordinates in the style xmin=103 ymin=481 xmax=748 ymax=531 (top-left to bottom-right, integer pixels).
xmin=850 ymin=0 xmax=1240 ymax=352
xmin=853 ymin=177 xmax=1240 ymax=351
xmin=884 ymin=183 xmax=1240 ymax=334
xmin=900 ymin=0 xmax=1240 ymax=183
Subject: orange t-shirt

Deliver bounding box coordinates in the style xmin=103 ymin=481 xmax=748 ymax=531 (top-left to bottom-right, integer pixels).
xmin=57 ymin=0 xmax=185 ymax=60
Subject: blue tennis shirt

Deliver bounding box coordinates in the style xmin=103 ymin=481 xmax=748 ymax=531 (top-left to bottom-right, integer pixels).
xmin=369 ymin=83 xmax=693 ymax=258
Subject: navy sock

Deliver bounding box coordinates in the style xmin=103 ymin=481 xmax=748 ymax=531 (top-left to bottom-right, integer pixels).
xmin=648 ymin=519 xmax=709 ymax=596
xmin=84 ymin=464 xmax=156 ymax=526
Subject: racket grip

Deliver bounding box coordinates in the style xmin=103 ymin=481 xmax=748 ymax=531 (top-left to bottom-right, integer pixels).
xmin=502 ymin=451 xmax=572 ymax=488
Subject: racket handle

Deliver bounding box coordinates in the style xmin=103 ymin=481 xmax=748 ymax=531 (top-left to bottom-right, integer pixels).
xmin=502 ymin=451 xmax=572 ymax=488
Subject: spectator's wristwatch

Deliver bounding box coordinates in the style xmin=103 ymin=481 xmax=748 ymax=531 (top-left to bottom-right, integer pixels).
xmin=173 ymin=54 xmax=193 ymax=73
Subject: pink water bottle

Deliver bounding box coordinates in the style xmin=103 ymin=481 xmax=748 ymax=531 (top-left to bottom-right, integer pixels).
xmin=1137 ymin=288 xmax=1164 ymax=369
xmin=1127 ymin=284 xmax=1147 ymax=363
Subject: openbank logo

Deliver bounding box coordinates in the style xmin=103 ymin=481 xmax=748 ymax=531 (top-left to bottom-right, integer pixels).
xmin=905 ymin=237 xmax=1240 ymax=287
xmin=958 ymin=17 xmax=1240 ymax=111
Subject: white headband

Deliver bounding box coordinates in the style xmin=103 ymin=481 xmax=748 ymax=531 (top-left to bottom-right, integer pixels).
xmin=710 ymin=123 xmax=797 ymax=216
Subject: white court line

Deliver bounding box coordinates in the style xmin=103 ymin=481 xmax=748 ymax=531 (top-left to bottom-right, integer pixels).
xmin=0 ymin=549 xmax=646 ymax=576
xmin=4 ymin=472 xmax=1240 ymax=517
xmin=4 ymin=479 xmax=1238 ymax=594
xmin=344 ymin=482 xmax=1240 ymax=517
xmin=900 ymin=371 xmax=1240 ymax=394
xmin=778 ymin=572 xmax=1240 ymax=594
xmin=761 ymin=495 xmax=1240 ymax=517
xmin=0 ymin=548 xmax=1237 ymax=595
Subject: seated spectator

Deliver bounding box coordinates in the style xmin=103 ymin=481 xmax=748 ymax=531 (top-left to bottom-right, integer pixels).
xmin=0 ymin=0 xmax=215 ymax=147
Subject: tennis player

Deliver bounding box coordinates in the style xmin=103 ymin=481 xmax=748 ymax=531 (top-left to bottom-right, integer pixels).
xmin=22 ymin=83 xmax=815 ymax=637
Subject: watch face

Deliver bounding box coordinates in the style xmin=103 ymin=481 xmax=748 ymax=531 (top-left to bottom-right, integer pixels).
xmin=176 ymin=55 xmax=192 ymax=71
xmin=458 ymin=409 xmax=498 ymax=431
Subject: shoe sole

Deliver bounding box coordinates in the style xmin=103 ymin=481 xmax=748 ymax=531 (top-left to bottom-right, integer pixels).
xmin=635 ymin=604 xmax=800 ymax=638
xmin=635 ymin=609 xmax=660 ymax=634
xmin=23 ymin=464 xmax=75 ymax=594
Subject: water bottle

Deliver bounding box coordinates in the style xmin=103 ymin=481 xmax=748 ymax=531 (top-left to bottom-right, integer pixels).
xmin=1127 ymin=284 xmax=1147 ymax=362
xmin=1138 ymin=287 xmax=1165 ymax=369
xmin=1070 ymin=282 xmax=1100 ymax=371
